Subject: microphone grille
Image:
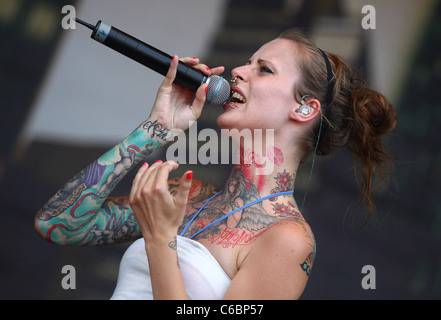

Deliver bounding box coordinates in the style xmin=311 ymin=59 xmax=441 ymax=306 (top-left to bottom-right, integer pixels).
xmin=206 ymin=76 xmax=231 ymax=105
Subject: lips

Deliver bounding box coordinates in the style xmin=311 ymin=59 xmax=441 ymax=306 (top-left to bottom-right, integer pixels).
xmin=223 ymin=86 xmax=247 ymax=111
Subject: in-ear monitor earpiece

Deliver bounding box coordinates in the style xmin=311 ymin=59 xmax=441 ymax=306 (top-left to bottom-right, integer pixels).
xmin=296 ymin=95 xmax=311 ymax=116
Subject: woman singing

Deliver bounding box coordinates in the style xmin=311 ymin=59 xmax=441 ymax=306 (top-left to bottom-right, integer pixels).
xmin=35 ymin=29 xmax=396 ymax=299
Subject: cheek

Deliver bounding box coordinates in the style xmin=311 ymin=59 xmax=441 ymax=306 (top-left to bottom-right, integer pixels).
xmin=252 ymin=84 xmax=294 ymax=116
xmin=254 ymin=79 xmax=293 ymax=103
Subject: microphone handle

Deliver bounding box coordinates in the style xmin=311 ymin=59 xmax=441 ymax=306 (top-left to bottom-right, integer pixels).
xmin=90 ymin=20 xmax=207 ymax=90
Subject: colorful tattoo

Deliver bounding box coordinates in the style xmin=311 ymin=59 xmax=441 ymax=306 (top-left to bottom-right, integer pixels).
xmin=270 ymin=169 xmax=295 ymax=200
xmin=35 ymin=118 xmax=170 ymax=246
xmin=207 ymin=227 xmax=266 ymax=249
xmin=271 ymin=201 xmax=300 ymax=217
xmin=179 ymin=166 xmax=309 ymax=246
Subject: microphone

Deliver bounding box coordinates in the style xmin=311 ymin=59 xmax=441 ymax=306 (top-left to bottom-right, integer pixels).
xmin=75 ymin=18 xmax=230 ymax=105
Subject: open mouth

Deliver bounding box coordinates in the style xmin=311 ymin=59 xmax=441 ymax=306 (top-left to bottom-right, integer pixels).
xmin=223 ymin=89 xmax=247 ymax=110
xmin=230 ymin=91 xmax=246 ymax=104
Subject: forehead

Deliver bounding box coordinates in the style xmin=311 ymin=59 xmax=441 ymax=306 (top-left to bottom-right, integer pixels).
xmin=251 ymin=38 xmax=297 ymax=68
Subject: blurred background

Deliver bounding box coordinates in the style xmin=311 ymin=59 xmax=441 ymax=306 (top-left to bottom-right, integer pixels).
xmin=1 ymin=0 xmax=440 ymax=299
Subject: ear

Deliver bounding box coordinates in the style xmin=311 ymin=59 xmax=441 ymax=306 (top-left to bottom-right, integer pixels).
xmin=289 ymin=97 xmax=322 ymax=123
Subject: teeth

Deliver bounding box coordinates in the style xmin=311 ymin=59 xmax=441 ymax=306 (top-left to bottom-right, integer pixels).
xmin=231 ymin=91 xmax=246 ymax=103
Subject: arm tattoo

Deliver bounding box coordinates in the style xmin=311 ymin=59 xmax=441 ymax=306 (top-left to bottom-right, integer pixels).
xmin=168 ymin=236 xmax=180 ymax=268
xmin=142 ymin=119 xmax=170 ymax=140
xmin=35 ymin=118 xmax=171 ymax=246
xmin=300 ymin=252 xmax=314 ymax=276
xmin=168 ymin=236 xmax=178 ymax=250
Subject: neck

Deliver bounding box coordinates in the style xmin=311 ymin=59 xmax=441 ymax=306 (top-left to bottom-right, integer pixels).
xmin=222 ymin=145 xmax=301 ymax=204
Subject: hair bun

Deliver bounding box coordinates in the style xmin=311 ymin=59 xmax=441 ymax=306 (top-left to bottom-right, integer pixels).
xmin=352 ymin=87 xmax=397 ymax=137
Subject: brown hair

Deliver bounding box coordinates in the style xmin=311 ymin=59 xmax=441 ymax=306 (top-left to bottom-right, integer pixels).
xmin=279 ymin=29 xmax=397 ymax=220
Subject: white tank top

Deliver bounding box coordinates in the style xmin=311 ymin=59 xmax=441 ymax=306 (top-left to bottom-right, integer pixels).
xmin=111 ymin=236 xmax=231 ymax=300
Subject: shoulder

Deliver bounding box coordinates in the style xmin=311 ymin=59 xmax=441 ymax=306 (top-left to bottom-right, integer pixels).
xmin=226 ymin=221 xmax=316 ymax=299
xmin=251 ymin=222 xmax=315 ymax=286
xmin=257 ymin=221 xmax=315 ymax=260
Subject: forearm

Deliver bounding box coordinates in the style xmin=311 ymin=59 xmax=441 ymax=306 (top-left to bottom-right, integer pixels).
xmin=34 ymin=118 xmax=171 ymax=245
xmin=145 ymin=235 xmax=189 ymax=300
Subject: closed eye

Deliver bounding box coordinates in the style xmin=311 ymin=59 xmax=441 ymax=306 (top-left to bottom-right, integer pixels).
xmin=259 ymin=65 xmax=274 ymax=74
xmin=245 ymin=59 xmax=275 ymax=74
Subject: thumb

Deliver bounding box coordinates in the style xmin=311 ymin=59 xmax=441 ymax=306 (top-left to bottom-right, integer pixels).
xmin=175 ymin=171 xmax=193 ymax=207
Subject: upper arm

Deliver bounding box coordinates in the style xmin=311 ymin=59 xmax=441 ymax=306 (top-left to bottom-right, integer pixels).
xmin=223 ymin=223 xmax=315 ymax=300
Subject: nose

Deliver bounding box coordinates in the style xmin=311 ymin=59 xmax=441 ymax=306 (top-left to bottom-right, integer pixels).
xmin=231 ymin=65 xmax=248 ymax=83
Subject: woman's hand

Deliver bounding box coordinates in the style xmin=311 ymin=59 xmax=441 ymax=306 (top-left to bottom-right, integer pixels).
xmin=129 ymin=160 xmax=193 ymax=299
xmin=149 ymin=56 xmax=225 ymax=132
xmin=129 ymin=160 xmax=193 ymax=243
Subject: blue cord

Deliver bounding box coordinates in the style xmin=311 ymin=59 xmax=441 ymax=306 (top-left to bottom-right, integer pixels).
xmin=179 ymin=191 xmax=222 ymax=237
xmin=180 ymin=190 xmax=295 ymax=239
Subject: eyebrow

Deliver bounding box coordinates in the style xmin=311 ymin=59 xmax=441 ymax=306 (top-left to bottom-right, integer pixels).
xmin=247 ymin=58 xmax=277 ymax=70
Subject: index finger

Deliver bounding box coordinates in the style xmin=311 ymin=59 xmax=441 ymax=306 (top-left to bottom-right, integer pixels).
xmin=210 ymin=66 xmax=225 ymax=76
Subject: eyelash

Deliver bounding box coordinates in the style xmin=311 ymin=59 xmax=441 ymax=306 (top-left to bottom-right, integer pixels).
xmin=245 ymin=61 xmax=274 ymax=74
xmin=259 ymin=65 xmax=273 ymax=74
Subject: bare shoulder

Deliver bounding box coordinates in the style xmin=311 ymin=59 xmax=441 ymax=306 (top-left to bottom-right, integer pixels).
xmin=257 ymin=220 xmax=315 ymax=258
xmin=249 ymin=220 xmax=316 ymax=281
xmin=226 ymin=220 xmax=316 ymax=299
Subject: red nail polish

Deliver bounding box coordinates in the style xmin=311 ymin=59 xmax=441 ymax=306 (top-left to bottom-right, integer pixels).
xmin=155 ymin=160 xmax=163 ymax=164
xmin=142 ymin=162 xmax=148 ymax=167
xmin=186 ymin=172 xmax=193 ymax=180
xmin=205 ymin=86 xmax=208 ymax=93
xmin=206 ymin=67 xmax=211 ymax=72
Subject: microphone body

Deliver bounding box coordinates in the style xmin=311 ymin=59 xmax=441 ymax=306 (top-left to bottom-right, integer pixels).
xmin=80 ymin=19 xmax=230 ymax=105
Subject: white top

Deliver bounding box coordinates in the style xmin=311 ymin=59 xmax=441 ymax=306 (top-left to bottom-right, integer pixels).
xmin=111 ymin=236 xmax=231 ymax=300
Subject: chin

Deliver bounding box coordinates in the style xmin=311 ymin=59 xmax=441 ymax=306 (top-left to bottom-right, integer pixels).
xmin=216 ymin=112 xmax=244 ymax=131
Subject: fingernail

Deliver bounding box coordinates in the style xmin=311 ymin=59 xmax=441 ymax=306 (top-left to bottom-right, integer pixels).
xmin=205 ymin=86 xmax=208 ymax=93
xmin=206 ymin=67 xmax=211 ymax=72
xmin=186 ymin=172 xmax=193 ymax=180
xmin=193 ymin=57 xmax=198 ymax=59
xmin=155 ymin=160 xmax=163 ymax=164
xmin=142 ymin=162 xmax=148 ymax=167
